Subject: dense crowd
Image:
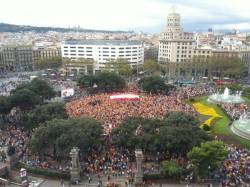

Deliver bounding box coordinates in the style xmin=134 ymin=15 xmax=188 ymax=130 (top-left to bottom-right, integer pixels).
xmin=221 ymin=145 xmax=250 ymax=186
xmin=1 ymin=80 xmax=249 ymax=187
xmin=176 ymin=84 xmax=215 ymax=99
xmin=65 ymin=93 xmax=195 ymax=134
xmin=0 ymin=125 xmax=28 ymax=158
xmin=220 ymin=103 xmax=248 ymax=120
xmin=0 ymin=77 xmax=29 ymax=96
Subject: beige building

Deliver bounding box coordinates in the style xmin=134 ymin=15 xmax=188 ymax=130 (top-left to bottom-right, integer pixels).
xmin=0 ymin=46 xmax=33 ymax=72
xmin=158 ymin=9 xmax=195 ymax=78
xmin=32 ymin=48 xmax=61 ymax=64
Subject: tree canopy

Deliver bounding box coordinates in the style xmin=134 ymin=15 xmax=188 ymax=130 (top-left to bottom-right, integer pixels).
xmin=208 ymin=57 xmax=246 ymax=79
xmin=30 ymin=118 xmax=103 ymax=158
xmin=187 ymin=140 xmax=228 ymax=178
xmin=143 ymin=59 xmax=160 ymax=75
xmin=12 ymin=78 xmax=56 ymax=100
xmin=10 ymin=88 xmax=41 ymax=110
xmin=34 ymin=56 xmax=62 ymax=70
xmin=22 ymin=102 xmax=68 ymax=130
xmin=138 ymin=76 xmax=175 ymax=94
xmin=77 ymin=72 xmax=126 ymax=92
xmin=0 ymin=96 xmax=12 ymax=114
xmin=112 ymin=112 xmax=210 ymax=155
xmin=104 ymin=59 xmax=132 ymax=77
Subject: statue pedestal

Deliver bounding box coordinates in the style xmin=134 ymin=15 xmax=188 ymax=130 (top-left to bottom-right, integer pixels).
xmin=69 ymin=147 xmax=81 ymax=183
xmin=134 ymin=149 xmax=144 ymax=185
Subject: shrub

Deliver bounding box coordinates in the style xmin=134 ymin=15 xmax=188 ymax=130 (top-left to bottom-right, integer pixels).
xmin=202 ymin=124 xmax=211 ymax=131
xmin=160 ymin=160 xmax=182 ymax=179
xmin=15 ymin=162 xmax=70 ymax=179
xmin=189 ymin=98 xmax=195 ymax=103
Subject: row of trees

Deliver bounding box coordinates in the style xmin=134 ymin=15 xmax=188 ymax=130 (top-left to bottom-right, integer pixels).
xmin=111 ymin=112 xmax=210 ymax=155
xmin=34 ymin=57 xmax=63 ymax=70
xmin=160 ymin=140 xmax=228 ymax=179
xmin=30 ymin=118 xmax=103 ymax=159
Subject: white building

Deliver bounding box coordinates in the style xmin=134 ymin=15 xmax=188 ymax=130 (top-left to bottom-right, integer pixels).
xmin=61 ymin=40 xmax=144 ymax=71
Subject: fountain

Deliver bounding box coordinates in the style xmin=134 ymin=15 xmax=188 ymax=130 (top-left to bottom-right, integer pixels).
xmin=231 ymin=111 xmax=250 ymax=140
xmin=208 ymin=87 xmax=244 ymax=104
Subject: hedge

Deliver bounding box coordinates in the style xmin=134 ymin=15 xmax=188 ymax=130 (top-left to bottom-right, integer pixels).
xmin=143 ymin=174 xmax=165 ymax=180
xmin=15 ymin=162 xmax=70 ymax=179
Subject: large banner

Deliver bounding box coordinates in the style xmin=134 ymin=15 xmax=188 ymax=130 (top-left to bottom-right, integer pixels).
xmin=61 ymin=88 xmax=74 ymax=98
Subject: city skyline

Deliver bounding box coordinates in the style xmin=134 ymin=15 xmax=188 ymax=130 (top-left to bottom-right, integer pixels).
xmin=0 ymin=0 xmax=250 ymax=33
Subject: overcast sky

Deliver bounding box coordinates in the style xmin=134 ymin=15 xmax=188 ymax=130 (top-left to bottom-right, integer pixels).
xmin=0 ymin=0 xmax=249 ymax=33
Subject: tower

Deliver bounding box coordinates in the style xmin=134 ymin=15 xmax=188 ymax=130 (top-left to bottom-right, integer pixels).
xmin=158 ymin=6 xmax=195 ymax=79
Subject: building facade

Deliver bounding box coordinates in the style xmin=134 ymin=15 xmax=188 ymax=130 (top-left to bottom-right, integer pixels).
xmin=61 ymin=40 xmax=144 ymax=71
xmin=158 ymin=10 xmax=195 ymax=78
xmin=32 ymin=48 xmax=61 ymax=65
xmin=0 ymin=46 xmax=33 ymax=72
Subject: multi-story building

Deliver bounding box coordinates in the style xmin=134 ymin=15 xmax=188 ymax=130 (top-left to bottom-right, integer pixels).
xmin=158 ymin=10 xmax=195 ymax=63
xmin=61 ymin=40 xmax=144 ymax=72
xmin=158 ymin=9 xmax=250 ymax=80
xmin=158 ymin=9 xmax=195 ymax=78
xmin=0 ymin=46 xmax=33 ymax=72
xmin=33 ymin=48 xmax=61 ymax=64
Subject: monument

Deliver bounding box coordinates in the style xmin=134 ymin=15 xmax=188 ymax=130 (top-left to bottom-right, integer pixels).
xmin=231 ymin=111 xmax=250 ymax=140
xmin=70 ymin=147 xmax=81 ymax=183
xmin=134 ymin=149 xmax=144 ymax=184
xmin=208 ymin=87 xmax=244 ymax=104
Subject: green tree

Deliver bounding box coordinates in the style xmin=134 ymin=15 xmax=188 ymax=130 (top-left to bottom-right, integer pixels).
xmin=138 ymin=76 xmax=175 ymax=94
xmin=30 ymin=118 xmax=103 ymax=158
xmin=77 ymin=74 xmax=96 ymax=88
xmin=164 ymin=111 xmax=200 ymax=127
xmin=104 ymin=59 xmax=132 ymax=77
xmin=35 ymin=56 xmax=62 ymax=70
xmin=112 ymin=112 xmax=210 ymax=155
xmin=187 ymin=141 xmax=228 ymax=178
xmin=242 ymin=87 xmax=250 ymax=99
xmin=161 ymin=160 xmax=182 ymax=178
xmin=78 ymin=72 xmax=126 ymax=92
xmin=13 ymin=78 xmax=56 ymax=100
xmin=143 ymin=59 xmax=160 ymax=75
xmin=208 ymin=57 xmax=245 ymax=79
xmin=10 ymin=89 xmax=41 ymax=110
xmin=0 ymin=96 xmax=12 ymax=114
xmin=22 ymin=102 xmax=68 ymax=130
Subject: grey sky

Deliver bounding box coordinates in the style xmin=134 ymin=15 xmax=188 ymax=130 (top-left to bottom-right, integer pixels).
xmin=0 ymin=0 xmax=249 ymax=32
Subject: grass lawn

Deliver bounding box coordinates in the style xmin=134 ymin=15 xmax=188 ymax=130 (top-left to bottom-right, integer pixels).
xmin=190 ymin=96 xmax=250 ymax=149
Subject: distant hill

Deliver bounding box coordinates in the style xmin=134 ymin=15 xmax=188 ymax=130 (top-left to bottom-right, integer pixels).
xmin=0 ymin=23 xmax=131 ymax=33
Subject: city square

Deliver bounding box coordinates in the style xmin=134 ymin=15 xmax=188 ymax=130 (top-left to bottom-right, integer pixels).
xmin=0 ymin=1 xmax=250 ymax=187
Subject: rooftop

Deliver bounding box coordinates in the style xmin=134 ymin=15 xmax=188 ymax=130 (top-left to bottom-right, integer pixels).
xmin=64 ymin=40 xmax=142 ymax=46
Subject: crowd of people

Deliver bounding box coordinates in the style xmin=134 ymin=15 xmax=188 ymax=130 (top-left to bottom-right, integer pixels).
xmin=0 ymin=77 xmax=29 ymax=96
xmin=176 ymin=84 xmax=215 ymax=100
xmin=1 ymin=76 xmax=250 ymax=186
xmin=220 ymin=103 xmax=248 ymax=120
xmin=0 ymin=125 xmax=28 ymax=158
xmin=65 ymin=93 xmax=195 ymax=134
xmin=221 ymin=145 xmax=250 ymax=186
